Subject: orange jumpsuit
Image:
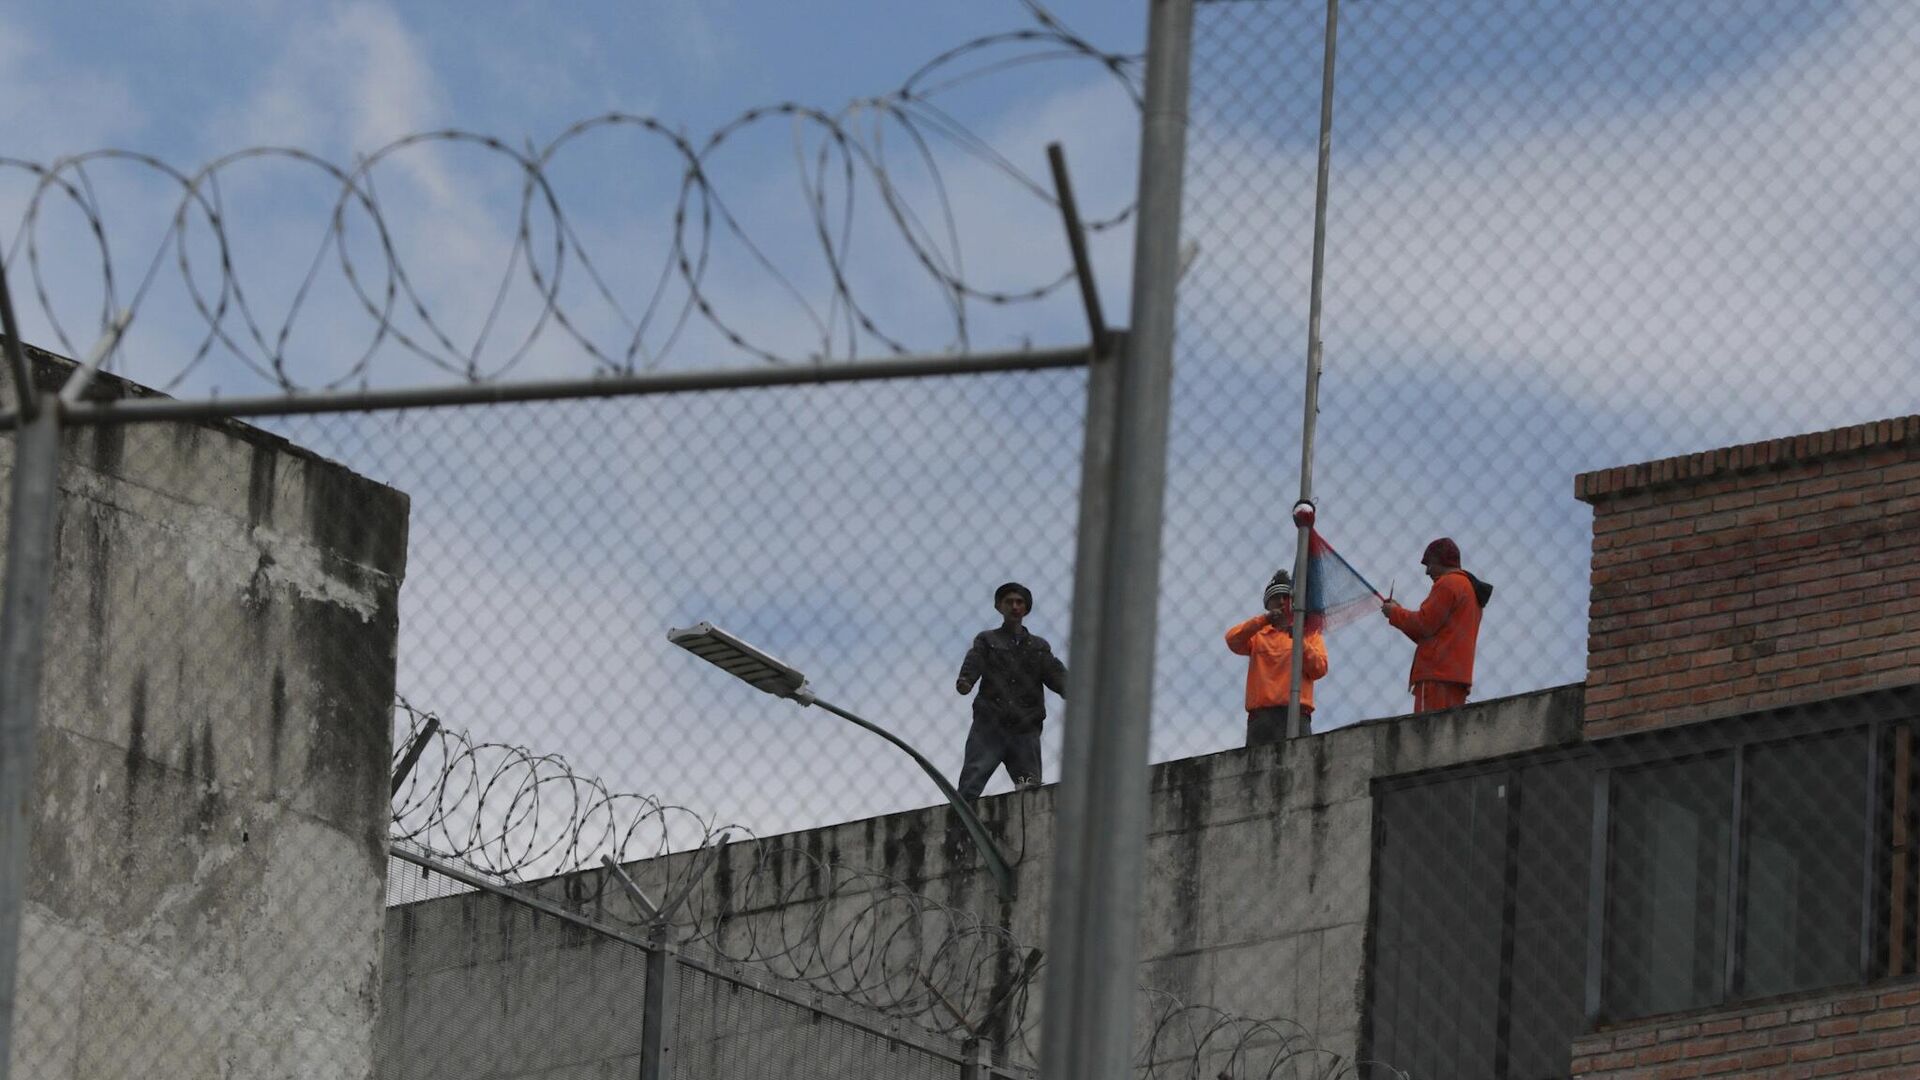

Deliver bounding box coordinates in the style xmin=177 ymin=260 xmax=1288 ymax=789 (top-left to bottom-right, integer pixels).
xmin=1386 ymin=569 xmax=1488 ymax=713
xmin=1225 ymin=617 xmax=1329 ymax=713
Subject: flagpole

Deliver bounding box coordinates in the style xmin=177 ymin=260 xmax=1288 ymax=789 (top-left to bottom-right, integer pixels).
xmin=1285 ymin=0 xmax=1342 ymax=739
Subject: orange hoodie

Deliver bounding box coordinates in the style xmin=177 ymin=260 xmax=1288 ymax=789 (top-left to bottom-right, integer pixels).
xmin=1225 ymin=616 xmax=1328 ymax=711
xmin=1386 ymin=569 xmax=1488 ymax=687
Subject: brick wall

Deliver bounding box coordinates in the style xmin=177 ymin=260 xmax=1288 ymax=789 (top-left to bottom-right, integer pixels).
xmin=1570 ymin=982 xmax=1920 ymax=1078
xmin=1576 ymin=417 xmax=1920 ymax=739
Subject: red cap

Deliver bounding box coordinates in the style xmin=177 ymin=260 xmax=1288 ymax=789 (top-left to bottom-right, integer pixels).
xmin=1421 ymin=537 xmax=1461 ymax=569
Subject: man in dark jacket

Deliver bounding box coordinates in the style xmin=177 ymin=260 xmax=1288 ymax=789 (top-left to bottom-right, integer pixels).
xmin=955 ymin=582 xmax=1068 ymax=798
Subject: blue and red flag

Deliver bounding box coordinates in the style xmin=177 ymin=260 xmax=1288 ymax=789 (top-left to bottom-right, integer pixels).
xmin=1302 ymin=528 xmax=1385 ymax=633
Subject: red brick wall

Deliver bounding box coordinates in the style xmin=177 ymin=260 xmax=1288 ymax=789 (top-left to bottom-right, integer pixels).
xmin=1576 ymin=417 xmax=1920 ymax=739
xmin=1570 ymin=983 xmax=1920 ymax=1078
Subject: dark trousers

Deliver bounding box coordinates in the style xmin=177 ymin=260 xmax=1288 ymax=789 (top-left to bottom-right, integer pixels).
xmin=957 ymin=718 xmax=1042 ymax=799
xmin=1246 ymin=705 xmax=1312 ymax=746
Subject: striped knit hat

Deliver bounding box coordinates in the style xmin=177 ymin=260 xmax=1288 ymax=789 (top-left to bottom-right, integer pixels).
xmin=1263 ymin=570 xmax=1293 ymax=606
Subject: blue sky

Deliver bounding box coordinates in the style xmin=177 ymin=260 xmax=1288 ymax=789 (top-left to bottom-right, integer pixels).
xmin=7 ymin=2 xmax=1143 ymax=158
xmin=8 ymin=1 xmax=1920 ymax=845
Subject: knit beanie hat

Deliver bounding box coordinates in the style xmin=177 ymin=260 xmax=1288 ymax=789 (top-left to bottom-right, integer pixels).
xmin=1263 ymin=570 xmax=1292 ymax=606
xmin=995 ymin=582 xmax=1033 ymax=609
xmin=1421 ymin=537 xmax=1461 ymax=569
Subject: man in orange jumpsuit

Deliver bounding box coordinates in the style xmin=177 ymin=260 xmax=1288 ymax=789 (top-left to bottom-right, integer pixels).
xmin=1381 ymin=537 xmax=1493 ymax=713
xmin=1225 ymin=570 xmax=1328 ymax=745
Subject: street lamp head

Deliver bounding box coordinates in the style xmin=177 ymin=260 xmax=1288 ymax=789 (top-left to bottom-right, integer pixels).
xmin=667 ymin=622 xmax=813 ymax=702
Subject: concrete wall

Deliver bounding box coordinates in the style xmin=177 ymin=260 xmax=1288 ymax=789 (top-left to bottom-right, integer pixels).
xmin=5 ymin=349 xmax=409 ymax=1079
xmin=495 ymin=684 xmax=1585 ymax=1070
xmin=378 ymin=886 xmax=655 ymax=1079
xmin=378 ymin=876 xmax=977 ymax=1080
xmin=1577 ymin=414 xmax=1920 ymax=738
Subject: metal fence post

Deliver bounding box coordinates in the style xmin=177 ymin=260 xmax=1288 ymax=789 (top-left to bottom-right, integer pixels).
xmin=960 ymin=1036 xmax=989 ymax=1080
xmin=1040 ymin=1 xmax=1193 ymax=1079
xmin=639 ymin=926 xmax=680 ymax=1080
xmin=0 ymin=404 xmax=60 ymax=1080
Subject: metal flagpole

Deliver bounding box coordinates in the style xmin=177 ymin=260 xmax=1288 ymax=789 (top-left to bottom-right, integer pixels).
xmin=1040 ymin=0 xmax=1193 ymax=1077
xmin=1285 ymin=0 xmax=1343 ymax=740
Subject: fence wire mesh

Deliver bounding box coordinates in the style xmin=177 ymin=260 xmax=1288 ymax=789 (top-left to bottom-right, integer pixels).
xmin=1174 ymin=3 xmax=1920 ymax=1078
xmin=381 ymin=852 xmax=999 ymax=1080
xmin=1173 ymin=0 xmax=1920 ymax=738
xmin=5 ymin=1 xmax=1920 ymax=1079
xmin=380 ymin=857 xmax=654 ymax=1080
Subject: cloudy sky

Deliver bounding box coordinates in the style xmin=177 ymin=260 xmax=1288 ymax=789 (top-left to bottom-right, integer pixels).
xmin=8 ymin=1 xmax=1920 ymax=848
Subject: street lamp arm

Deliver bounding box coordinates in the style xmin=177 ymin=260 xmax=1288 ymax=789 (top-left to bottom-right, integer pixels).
xmin=805 ymin=694 xmax=1016 ymax=901
xmin=664 ymin=622 xmax=1014 ymax=900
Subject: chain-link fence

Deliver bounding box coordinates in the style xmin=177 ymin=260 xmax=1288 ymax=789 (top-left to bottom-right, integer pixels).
xmin=279 ymin=375 xmax=1090 ymax=838
xmin=1175 ymin=3 xmax=1920 ymax=1078
xmin=6 ymin=1 xmax=1920 ymax=1079
xmin=381 ymin=850 xmax=1026 ymax=1080
xmin=1174 ymin=0 xmax=1920 ymax=737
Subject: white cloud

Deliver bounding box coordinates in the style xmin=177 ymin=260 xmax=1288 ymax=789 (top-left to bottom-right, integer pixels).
xmin=232 ymin=2 xmax=447 ymax=159
xmin=1182 ymin=5 xmax=1920 ymax=431
xmin=0 ymin=14 xmax=140 ymax=160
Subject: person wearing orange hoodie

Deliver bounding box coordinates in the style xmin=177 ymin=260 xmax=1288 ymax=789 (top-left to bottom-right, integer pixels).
xmin=1225 ymin=570 xmax=1329 ymax=745
xmin=1381 ymin=537 xmax=1494 ymax=713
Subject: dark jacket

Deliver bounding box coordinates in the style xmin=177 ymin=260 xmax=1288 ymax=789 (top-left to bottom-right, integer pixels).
xmin=959 ymin=625 xmax=1068 ymax=733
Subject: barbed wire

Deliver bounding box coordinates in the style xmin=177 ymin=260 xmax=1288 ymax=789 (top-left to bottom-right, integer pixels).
xmin=388 ymin=697 xmax=1037 ymax=1032
xmin=0 ymin=2 xmax=1138 ymax=395
xmin=387 ymin=702 xmax=1400 ymax=1078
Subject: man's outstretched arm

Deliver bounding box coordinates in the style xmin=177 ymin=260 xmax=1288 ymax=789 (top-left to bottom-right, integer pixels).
xmin=1386 ymin=580 xmax=1459 ymax=641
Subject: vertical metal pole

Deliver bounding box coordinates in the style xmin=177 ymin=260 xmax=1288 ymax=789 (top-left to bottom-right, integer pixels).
xmin=1722 ymin=748 xmax=1746 ymax=1002
xmin=1040 ymin=1 xmax=1192 ymax=1078
xmin=959 ymin=1037 xmax=989 ymax=1080
xmin=1862 ymin=723 xmax=1884 ymax=981
xmin=639 ymin=928 xmax=679 ymax=1080
xmin=1491 ymin=769 xmax=1520 ymax=1080
xmin=1583 ymin=767 xmax=1610 ymax=1025
xmin=0 ymin=267 xmax=40 ymax=423
xmin=0 ymin=405 xmax=60 ymax=1080
xmin=1890 ymin=725 xmax=1912 ymax=977
xmin=1047 ymin=155 xmax=1123 ymax=1080
xmin=1285 ymin=0 xmax=1343 ymax=739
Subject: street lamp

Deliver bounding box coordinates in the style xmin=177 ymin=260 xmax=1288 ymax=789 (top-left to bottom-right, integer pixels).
xmin=667 ymin=622 xmax=1014 ymax=899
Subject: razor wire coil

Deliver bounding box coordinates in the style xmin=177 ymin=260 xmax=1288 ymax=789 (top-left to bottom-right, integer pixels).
xmin=389 ymin=701 xmax=1398 ymax=1078
xmin=0 ymin=2 xmax=1138 ymax=395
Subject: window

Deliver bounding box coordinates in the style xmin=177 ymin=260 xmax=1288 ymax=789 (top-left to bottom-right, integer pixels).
xmin=1603 ymin=754 xmax=1733 ymax=1017
xmin=1366 ymin=753 xmax=1593 ymax=1080
xmin=1593 ymin=720 xmax=1885 ymax=1025
xmin=1363 ymin=691 xmax=1915 ymax=1079
xmin=1740 ymin=730 xmax=1870 ymax=998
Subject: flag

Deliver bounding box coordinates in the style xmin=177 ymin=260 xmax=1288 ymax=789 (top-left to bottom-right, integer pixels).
xmin=1302 ymin=529 xmax=1384 ymax=633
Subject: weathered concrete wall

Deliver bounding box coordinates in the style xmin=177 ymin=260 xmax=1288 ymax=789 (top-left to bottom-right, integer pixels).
xmin=4 ymin=349 xmax=409 ymax=1079
xmin=378 ymin=886 xmax=655 ymax=1079
xmin=455 ymin=684 xmax=1583 ymax=1071
xmin=377 ymin=876 xmax=979 ymax=1080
